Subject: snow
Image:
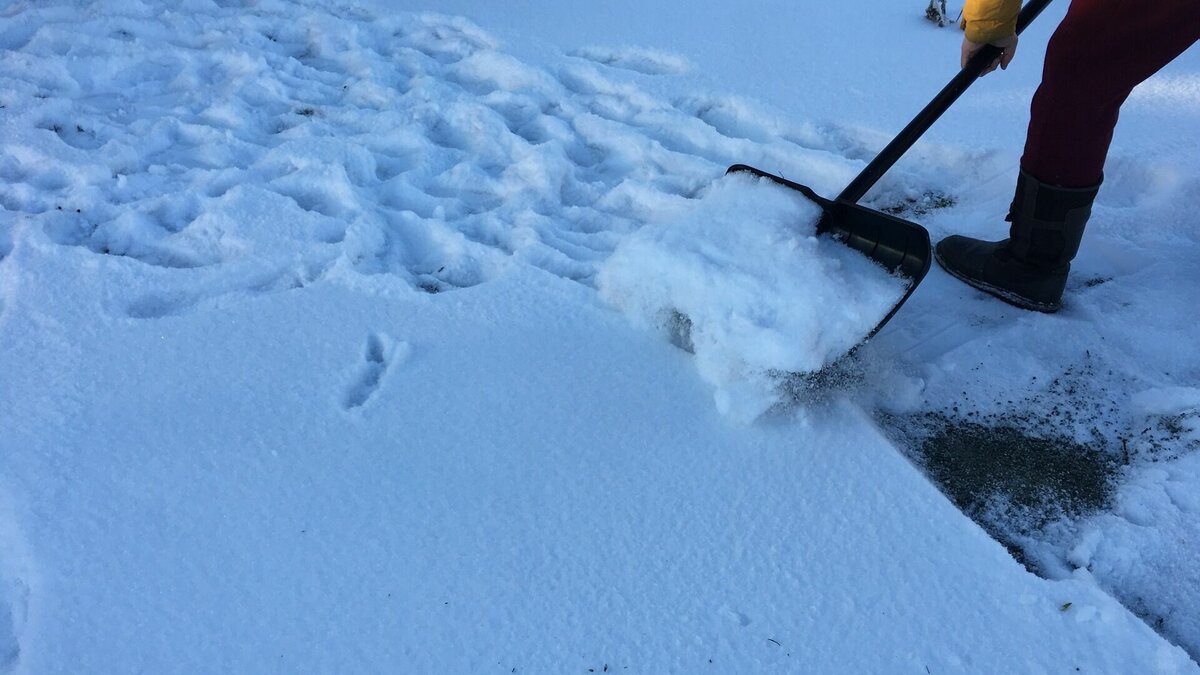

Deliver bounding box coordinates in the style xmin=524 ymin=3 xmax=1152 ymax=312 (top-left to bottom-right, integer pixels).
xmin=2 ymin=259 xmax=1192 ymax=672
xmin=599 ymin=174 xmax=906 ymax=421
xmin=1 ymin=0 xmax=1199 ymax=671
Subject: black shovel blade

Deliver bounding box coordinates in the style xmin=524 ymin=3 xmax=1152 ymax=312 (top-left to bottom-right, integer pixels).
xmin=719 ymin=164 xmax=931 ymax=380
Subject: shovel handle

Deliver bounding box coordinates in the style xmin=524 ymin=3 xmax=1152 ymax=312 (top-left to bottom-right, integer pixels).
xmin=836 ymin=0 xmax=1055 ymax=204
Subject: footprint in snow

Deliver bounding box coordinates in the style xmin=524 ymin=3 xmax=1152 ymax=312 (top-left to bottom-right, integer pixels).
xmin=0 ymin=576 xmax=28 ymax=673
xmin=342 ymin=333 xmax=410 ymax=412
xmin=720 ymin=606 xmax=752 ymax=627
xmin=38 ymin=119 xmax=106 ymax=151
xmin=571 ymin=46 xmax=691 ymax=76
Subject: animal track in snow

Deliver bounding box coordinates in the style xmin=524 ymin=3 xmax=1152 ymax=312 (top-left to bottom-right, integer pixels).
xmin=342 ymin=333 xmax=409 ymax=411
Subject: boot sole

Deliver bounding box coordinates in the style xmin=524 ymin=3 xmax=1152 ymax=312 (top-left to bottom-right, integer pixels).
xmin=933 ymin=247 xmax=1061 ymax=313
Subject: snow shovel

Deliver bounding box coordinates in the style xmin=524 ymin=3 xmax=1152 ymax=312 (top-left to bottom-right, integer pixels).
xmin=714 ymin=0 xmax=1054 ymax=385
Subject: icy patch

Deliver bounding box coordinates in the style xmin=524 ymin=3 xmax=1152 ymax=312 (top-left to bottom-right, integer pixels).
xmin=599 ymin=174 xmax=907 ymax=421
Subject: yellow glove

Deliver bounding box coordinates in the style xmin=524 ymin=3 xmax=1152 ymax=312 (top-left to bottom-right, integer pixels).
xmin=960 ymin=0 xmax=1020 ymax=75
xmin=960 ymin=0 xmax=1021 ymax=44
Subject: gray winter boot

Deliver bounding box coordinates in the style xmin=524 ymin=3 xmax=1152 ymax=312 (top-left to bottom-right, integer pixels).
xmin=934 ymin=170 xmax=1100 ymax=313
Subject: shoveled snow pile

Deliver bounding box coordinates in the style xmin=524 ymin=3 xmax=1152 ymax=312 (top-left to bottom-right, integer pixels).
xmin=599 ymin=173 xmax=907 ymax=421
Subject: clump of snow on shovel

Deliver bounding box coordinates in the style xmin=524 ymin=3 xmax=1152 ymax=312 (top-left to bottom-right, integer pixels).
xmin=599 ymin=173 xmax=907 ymax=422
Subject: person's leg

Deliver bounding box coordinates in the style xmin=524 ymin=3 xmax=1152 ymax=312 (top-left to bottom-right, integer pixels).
xmin=1022 ymin=0 xmax=1200 ymax=188
xmin=936 ymin=0 xmax=1200 ymax=312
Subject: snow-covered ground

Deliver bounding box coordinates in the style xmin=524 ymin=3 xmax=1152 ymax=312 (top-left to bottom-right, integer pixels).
xmin=1 ymin=0 xmax=1198 ymax=671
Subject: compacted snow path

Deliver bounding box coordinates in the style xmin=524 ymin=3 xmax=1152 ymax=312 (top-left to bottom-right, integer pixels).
xmin=1 ymin=0 xmax=1199 ymax=671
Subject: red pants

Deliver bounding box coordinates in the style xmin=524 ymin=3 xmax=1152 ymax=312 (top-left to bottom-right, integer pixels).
xmin=1021 ymin=0 xmax=1200 ymax=188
